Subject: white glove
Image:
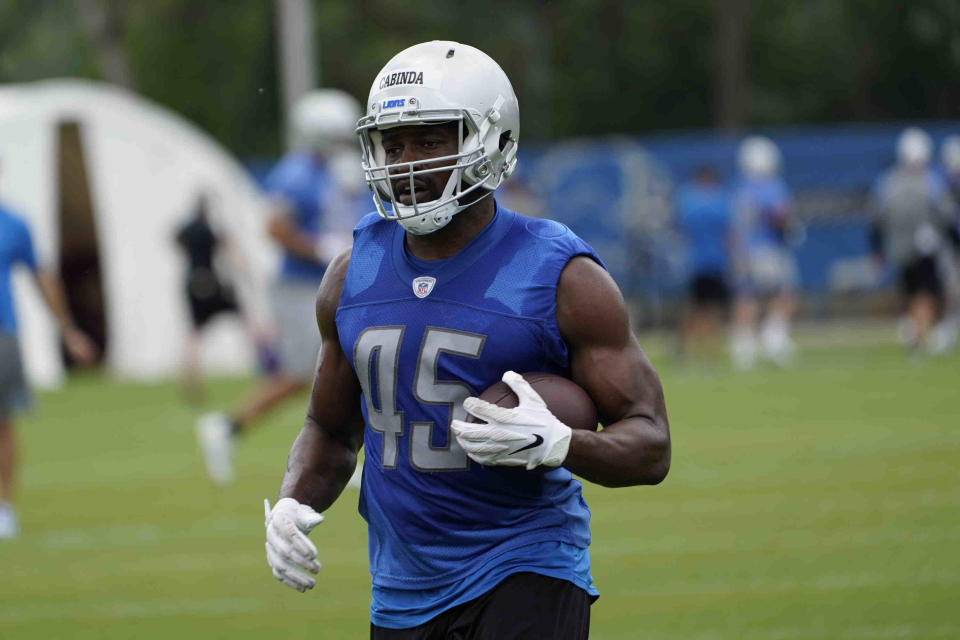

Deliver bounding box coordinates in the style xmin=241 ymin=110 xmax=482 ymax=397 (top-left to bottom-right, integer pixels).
xmin=450 ymin=371 xmax=572 ymax=470
xmin=264 ymin=497 xmax=324 ymax=592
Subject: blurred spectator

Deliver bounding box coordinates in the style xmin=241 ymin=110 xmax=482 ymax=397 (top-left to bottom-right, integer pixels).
xmin=942 ymin=135 xmax=960 ymax=208
xmin=196 ymin=89 xmax=366 ymax=485
xmin=1 ymin=174 xmax=97 ymax=538
xmin=729 ymin=136 xmax=800 ymax=370
xmin=174 ymin=191 xmax=249 ymax=403
xmin=937 ymin=135 xmax=960 ymax=352
xmin=674 ymin=165 xmax=732 ymax=359
xmin=871 ymin=128 xmax=958 ymax=355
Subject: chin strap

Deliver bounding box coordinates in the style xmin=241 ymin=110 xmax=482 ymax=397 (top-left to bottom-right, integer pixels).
xmin=396 ymin=200 xmax=460 ymax=235
xmin=395 ymin=191 xmax=494 ymax=235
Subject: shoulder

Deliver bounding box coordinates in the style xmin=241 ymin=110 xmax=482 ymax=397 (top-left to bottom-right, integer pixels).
xmin=556 ymin=255 xmax=627 ymax=346
xmin=516 ymin=214 xmax=570 ymax=239
xmin=355 ymin=211 xmax=385 ymax=233
xmin=349 ymin=212 xmax=392 ymax=249
xmin=503 ymin=211 xmax=605 ymax=275
xmin=508 ymin=210 xmax=583 ymax=249
xmin=316 ymin=248 xmax=353 ymax=329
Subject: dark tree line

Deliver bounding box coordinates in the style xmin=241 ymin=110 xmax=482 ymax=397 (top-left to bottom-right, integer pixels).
xmin=1 ymin=0 xmax=958 ymax=157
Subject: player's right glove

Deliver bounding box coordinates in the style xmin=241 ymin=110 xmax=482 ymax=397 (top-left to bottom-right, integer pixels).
xmin=264 ymin=497 xmax=324 ymax=592
xmin=450 ymin=371 xmax=572 ymax=470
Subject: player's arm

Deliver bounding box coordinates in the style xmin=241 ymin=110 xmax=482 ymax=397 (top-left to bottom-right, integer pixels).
xmin=265 ymin=248 xmax=362 ymax=592
xmin=266 ymin=199 xmax=325 ymax=264
xmin=557 ymin=256 xmax=671 ymax=487
xmin=31 ymin=268 xmax=98 ymax=365
xmin=278 ymin=248 xmax=364 ymax=510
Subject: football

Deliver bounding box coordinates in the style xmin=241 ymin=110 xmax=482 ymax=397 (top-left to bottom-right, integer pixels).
xmin=469 ymin=372 xmax=599 ymax=431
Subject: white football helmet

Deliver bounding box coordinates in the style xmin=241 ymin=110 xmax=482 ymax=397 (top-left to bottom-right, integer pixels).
xmin=356 ymin=40 xmax=520 ymax=234
xmin=290 ymin=89 xmax=362 ymax=153
xmin=896 ymin=127 xmax=932 ymax=167
xmin=738 ymin=136 xmax=781 ymax=178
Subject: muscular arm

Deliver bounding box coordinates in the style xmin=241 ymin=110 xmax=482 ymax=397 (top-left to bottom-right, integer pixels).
xmin=277 ymin=249 xmax=364 ymax=512
xmin=557 ymin=256 xmax=670 ymax=487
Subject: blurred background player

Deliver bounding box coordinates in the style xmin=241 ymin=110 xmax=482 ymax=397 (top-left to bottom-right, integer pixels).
xmin=729 ymin=136 xmax=800 ymax=370
xmin=871 ymin=128 xmax=958 ymax=356
xmin=934 ymin=135 xmax=960 ymax=353
xmin=196 ymin=88 xmax=366 ymax=485
xmin=174 ymin=191 xmax=245 ymax=403
xmin=0 ymin=175 xmax=97 ymax=538
xmin=942 ymin=136 xmax=960 ymax=208
xmin=674 ymin=164 xmax=732 ymax=360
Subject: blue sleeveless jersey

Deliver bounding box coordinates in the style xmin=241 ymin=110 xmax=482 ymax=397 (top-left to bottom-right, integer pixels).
xmin=336 ymin=203 xmax=601 ymax=627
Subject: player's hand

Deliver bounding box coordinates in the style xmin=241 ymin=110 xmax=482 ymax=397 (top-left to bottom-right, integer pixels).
xmin=264 ymin=498 xmax=324 ymax=592
xmin=63 ymin=327 xmax=98 ymax=366
xmin=450 ymin=371 xmax=572 ymax=470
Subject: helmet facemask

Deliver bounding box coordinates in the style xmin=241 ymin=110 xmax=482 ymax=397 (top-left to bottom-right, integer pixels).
xmin=357 ymin=102 xmax=516 ymax=235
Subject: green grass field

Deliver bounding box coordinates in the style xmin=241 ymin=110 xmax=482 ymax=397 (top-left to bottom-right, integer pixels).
xmin=1 ymin=327 xmax=958 ymax=639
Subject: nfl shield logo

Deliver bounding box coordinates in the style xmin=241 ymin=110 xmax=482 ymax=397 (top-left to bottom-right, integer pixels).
xmin=412 ymin=276 xmax=436 ymax=299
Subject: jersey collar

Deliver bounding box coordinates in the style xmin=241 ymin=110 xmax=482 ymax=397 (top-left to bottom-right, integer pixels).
xmin=391 ymin=200 xmax=516 ymax=290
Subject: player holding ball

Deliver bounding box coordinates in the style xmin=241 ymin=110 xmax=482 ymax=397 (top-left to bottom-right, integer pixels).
xmin=265 ymin=40 xmax=671 ymax=639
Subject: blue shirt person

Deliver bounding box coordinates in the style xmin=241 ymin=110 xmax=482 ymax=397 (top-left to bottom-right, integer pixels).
xmin=675 ymin=165 xmax=732 ymax=282
xmin=0 ymin=205 xmax=37 ymax=337
xmin=674 ymin=166 xmax=733 ymax=358
xmin=0 ymin=200 xmax=96 ymax=538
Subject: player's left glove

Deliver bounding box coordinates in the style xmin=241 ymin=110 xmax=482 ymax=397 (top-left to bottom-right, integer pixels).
xmin=450 ymin=371 xmax=572 ymax=470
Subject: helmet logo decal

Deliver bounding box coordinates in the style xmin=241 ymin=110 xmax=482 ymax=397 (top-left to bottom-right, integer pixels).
xmin=381 ymin=98 xmax=405 ymax=110
xmin=412 ymin=276 xmax=437 ymax=299
xmin=379 ymin=71 xmax=424 ymax=90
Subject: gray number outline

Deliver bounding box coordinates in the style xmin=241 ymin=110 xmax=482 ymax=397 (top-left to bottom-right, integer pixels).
xmin=354 ymin=326 xmax=405 ymax=469
xmin=410 ymin=327 xmax=486 ymax=472
xmin=353 ymin=325 xmax=487 ymax=472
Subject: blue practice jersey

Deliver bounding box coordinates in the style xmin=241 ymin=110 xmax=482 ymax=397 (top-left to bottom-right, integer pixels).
xmin=336 ymin=203 xmax=601 ymax=627
xmin=264 ymin=152 xmax=335 ymax=282
xmin=733 ymin=176 xmax=793 ymax=250
xmin=676 ymin=182 xmax=732 ymax=275
xmin=0 ymin=205 xmax=38 ymax=336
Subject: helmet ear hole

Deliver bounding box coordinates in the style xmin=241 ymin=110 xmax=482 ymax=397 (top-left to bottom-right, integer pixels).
xmin=499 ymin=131 xmax=512 ymax=151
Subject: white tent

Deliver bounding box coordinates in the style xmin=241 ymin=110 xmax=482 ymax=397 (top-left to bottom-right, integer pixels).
xmin=0 ymin=79 xmax=276 ymax=387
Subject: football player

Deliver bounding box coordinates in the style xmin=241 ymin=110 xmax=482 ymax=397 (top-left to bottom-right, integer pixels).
xmin=872 ymin=128 xmax=958 ymax=355
xmin=729 ymin=136 xmax=800 ymax=369
xmin=196 ymin=89 xmax=366 ymax=484
xmin=0 ymin=179 xmax=97 ymax=538
xmin=264 ymin=40 xmax=670 ymax=638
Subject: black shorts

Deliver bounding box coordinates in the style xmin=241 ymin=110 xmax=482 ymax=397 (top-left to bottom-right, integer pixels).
xmin=186 ymin=269 xmax=238 ymax=328
xmin=900 ymin=256 xmax=942 ymax=298
xmin=370 ymin=572 xmax=592 ymax=640
xmin=689 ymin=272 xmax=729 ymax=305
